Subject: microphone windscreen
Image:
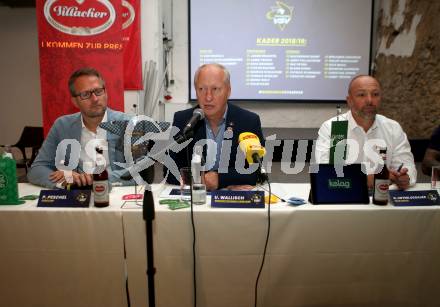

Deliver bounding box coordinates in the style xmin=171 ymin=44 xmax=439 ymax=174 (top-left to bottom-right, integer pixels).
xmin=193 ymin=108 xmax=204 ymax=119
xmin=238 ymin=132 xmax=266 ymax=164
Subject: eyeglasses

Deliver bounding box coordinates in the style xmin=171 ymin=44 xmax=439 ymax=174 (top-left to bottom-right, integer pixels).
xmin=74 ymin=87 xmax=106 ymax=100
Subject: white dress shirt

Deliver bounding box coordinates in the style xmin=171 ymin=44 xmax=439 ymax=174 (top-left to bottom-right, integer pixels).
xmin=80 ymin=111 xmax=110 ymax=174
xmin=315 ymin=111 xmax=417 ymax=186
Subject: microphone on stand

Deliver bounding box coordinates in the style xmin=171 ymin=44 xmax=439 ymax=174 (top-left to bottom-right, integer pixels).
xmin=99 ymin=117 xmax=175 ymax=307
xmin=175 ymin=108 xmax=204 ymax=143
xmin=119 ymin=143 xmax=155 ymax=183
xmin=99 ymin=118 xmax=171 ymax=183
xmin=238 ymin=132 xmax=268 ymax=183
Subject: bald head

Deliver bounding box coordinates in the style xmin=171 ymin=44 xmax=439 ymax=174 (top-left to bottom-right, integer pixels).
xmin=348 ymin=75 xmax=381 ymax=95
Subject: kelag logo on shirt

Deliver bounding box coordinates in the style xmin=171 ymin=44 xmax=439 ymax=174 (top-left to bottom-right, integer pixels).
xmin=328 ymin=178 xmax=352 ymax=189
xmin=43 ymin=0 xmax=116 ymax=36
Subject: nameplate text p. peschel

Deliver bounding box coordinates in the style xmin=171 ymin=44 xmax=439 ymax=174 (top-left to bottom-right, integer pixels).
xmin=37 ymin=189 xmax=91 ymax=208
xmin=211 ymin=190 xmax=265 ymax=208
xmin=389 ymin=190 xmax=440 ymax=206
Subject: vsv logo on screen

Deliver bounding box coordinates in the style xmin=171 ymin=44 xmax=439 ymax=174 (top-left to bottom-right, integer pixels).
xmin=43 ymin=0 xmax=116 ymax=36
xmin=266 ymin=1 xmax=293 ymax=30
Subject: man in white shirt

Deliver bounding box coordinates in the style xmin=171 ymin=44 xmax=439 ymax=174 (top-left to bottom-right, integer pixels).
xmin=28 ymin=67 xmax=132 ymax=188
xmin=315 ymin=75 xmax=416 ymax=189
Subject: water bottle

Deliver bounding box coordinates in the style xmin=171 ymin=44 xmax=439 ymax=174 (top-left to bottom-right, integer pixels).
xmin=373 ymin=148 xmax=390 ymax=206
xmin=191 ymin=145 xmax=206 ymax=205
xmin=0 ymin=145 xmax=21 ymax=205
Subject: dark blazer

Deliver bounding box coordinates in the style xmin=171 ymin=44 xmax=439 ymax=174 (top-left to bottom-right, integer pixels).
xmin=165 ymin=103 xmax=264 ymax=189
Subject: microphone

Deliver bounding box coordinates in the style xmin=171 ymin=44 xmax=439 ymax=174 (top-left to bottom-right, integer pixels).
xmin=182 ymin=108 xmax=204 ymax=135
xmin=238 ymin=132 xmax=267 ymax=182
xmin=175 ymin=108 xmax=204 ymax=143
xmin=239 ymin=132 xmax=266 ymax=164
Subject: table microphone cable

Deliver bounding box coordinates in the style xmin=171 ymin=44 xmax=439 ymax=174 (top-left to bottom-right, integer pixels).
xmin=254 ymin=177 xmax=272 ymax=307
xmin=184 ymin=144 xmax=198 ymax=307
xmin=190 ymin=174 xmax=197 ymax=307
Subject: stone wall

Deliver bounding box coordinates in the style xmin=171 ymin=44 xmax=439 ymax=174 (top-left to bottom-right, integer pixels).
xmin=374 ymin=0 xmax=440 ymax=138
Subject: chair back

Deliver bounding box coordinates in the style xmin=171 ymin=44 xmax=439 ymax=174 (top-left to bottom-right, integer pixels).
xmin=14 ymin=126 xmax=44 ymax=162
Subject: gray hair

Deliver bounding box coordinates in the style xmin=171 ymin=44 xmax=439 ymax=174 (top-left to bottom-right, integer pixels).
xmin=193 ymin=63 xmax=231 ymax=87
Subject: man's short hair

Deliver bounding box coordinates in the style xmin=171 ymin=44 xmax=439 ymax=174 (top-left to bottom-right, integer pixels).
xmin=347 ymin=75 xmax=381 ymax=94
xmin=193 ymin=63 xmax=231 ymax=87
xmin=68 ymin=67 xmax=105 ymax=96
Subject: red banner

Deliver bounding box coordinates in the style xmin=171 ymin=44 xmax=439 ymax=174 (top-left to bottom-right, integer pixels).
xmin=122 ymin=0 xmax=142 ymax=90
xmin=37 ymin=0 xmax=124 ymax=135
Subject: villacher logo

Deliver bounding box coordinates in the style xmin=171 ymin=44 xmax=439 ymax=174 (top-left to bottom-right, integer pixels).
xmin=44 ymin=0 xmax=116 ymax=36
xmin=122 ymin=0 xmax=135 ymax=30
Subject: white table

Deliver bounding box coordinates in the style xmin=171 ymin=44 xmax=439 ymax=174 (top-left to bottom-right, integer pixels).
xmin=123 ymin=183 xmax=440 ymax=307
xmin=3 ymin=183 xmax=440 ymax=307
xmin=0 ymin=184 xmax=128 ymax=307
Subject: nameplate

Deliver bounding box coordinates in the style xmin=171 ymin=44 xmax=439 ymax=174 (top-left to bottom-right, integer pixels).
xmin=389 ymin=190 xmax=440 ymax=206
xmin=211 ymin=190 xmax=265 ymax=208
xmin=37 ymin=189 xmax=91 ymax=208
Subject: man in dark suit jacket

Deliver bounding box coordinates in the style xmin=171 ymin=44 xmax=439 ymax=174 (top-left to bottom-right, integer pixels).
xmin=165 ymin=63 xmax=264 ymax=190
